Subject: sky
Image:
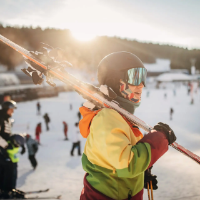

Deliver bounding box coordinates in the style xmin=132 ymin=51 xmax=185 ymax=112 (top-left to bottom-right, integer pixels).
xmin=0 ymin=0 xmax=200 ymax=49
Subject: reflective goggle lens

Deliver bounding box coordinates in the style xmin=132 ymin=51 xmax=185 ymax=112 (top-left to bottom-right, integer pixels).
xmin=127 ymin=68 xmax=147 ymax=86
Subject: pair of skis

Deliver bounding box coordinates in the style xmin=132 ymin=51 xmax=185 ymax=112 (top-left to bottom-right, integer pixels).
xmin=0 ymin=33 xmax=200 ymax=165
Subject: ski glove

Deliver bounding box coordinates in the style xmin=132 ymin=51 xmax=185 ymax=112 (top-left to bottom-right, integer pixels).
xmin=153 ymin=122 xmax=176 ymax=145
xmin=144 ymin=166 xmax=158 ymax=190
xmin=21 ymin=145 xmax=26 ymax=155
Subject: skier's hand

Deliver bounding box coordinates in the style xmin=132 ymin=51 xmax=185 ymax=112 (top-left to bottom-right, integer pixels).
xmin=21 ymin=145 xmax=26 ymax=155
xmin=153 ymin=122 xmax=176 ymax=145
xmin=144 ymin=167 xmax=158 ymax=190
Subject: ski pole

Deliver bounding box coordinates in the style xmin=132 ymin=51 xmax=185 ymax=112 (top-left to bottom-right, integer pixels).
xmin=149 ymin=167 xmax=154 ymax=200
xmin=150 ymin=181 xmax=154 ymax=200
xmin=146 ymin=168 xmax=154 ymax=200
xmin=147 ymin=182 xmax=151 ymax=200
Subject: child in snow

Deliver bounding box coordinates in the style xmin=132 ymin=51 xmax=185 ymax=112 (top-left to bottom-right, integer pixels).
xmin=36 ymin=102 xmax=41 ymax=115
xmin=79 ymin=52 xmax=176 ymax=200
xmin=77 ymin=111 xmax=81 ymax=121
xmin=70 ymin=122 xmax=81 ymax=156
xmin=43 ymin=113 xmax=50 ymax=131
xmin=170 ymin=107 xmax=174 ymax=120
xmin=35 ymin=123 xmax=42 ymax=144
xmin=25 ymin=134 xmax=38 ymax=169
xmin=63 ymin=121 xmax=68 ymax=140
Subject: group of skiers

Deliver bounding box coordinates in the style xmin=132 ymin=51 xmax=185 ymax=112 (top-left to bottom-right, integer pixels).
xmin=63 ymin=117 xmax=82 ymax=156
xmin=0 ymin=98 xmax=81 ymax=199
xmin=35 ymin=101 xmax=51 ymax=143
xmin=0 ymin=51 xmax=178 ymax=200
xmin=35 ymin=114 xmax=50 ymax=143
xmin=0 ymin=100 xmax=39 ymax=199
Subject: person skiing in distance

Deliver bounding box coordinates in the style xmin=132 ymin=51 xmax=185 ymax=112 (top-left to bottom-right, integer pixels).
xmin=25 ymin=134 xmax=38 ymax=169
xmin=35 ymin=123 xmax=42 ymax=144
xmin=70 ymin=122 xmax=81 ymax=156
xmin=77 ymin=111 xmax=81 ymax=121
xmin=63 ymin=121 xmax=68 ymax=140
xmin=0 ymin=100 xmax=26 ymax=154
xmin=36 ymin=102 xmax=41 ymax=115
xmin=79 ymin=52 xmax=177 ymax=200
xmin=170 ymin=108 xmax=174 ymax=120
xmin=43 ymin=113 xmax=50 ymax=131
xmin=0 ymin=134 xmax=26 ymax=199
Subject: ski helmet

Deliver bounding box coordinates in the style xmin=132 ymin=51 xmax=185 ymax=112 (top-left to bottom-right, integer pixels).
xmin=97 ymin=51 xmax=147 ymax=96
xmin=10 ymin=134 xmax=25 ymax=147
xmin=2 ymin=100 xmax=17 ymax=111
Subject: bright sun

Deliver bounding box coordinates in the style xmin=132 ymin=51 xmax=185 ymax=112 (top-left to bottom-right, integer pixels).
xmin=71 ymin=31 xmax=96 ymax=41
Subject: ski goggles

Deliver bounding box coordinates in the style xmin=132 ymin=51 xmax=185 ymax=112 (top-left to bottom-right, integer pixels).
xmin=127 ymin=68 xmax=147 ymax=86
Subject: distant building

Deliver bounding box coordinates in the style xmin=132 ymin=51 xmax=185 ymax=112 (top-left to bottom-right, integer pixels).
xmin=170 ymin=69 xmax=189 ymax=74
xmin=144 ymin=59 xmax=170 ymax=77
xmin=144 ymin=59 xmax=190 ymax=76
xmin=156 ymin=73 xmax=195 ymax=82
xmin=0 ymin=73 xmax=20 ymax=86
xmin=144 ymin=59 xmax=198 ymax=89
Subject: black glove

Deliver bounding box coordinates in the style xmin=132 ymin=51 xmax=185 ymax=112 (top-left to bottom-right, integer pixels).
xmin=153 ymin=122 xmax=176 ymax=145
xmin=144 ymin=166 xmax=158 ymax=190
xmin=21 ymin=145 xmax=26 ymax=155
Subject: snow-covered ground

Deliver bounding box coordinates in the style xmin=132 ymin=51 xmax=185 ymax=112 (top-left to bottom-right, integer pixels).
xmin=11 ymin=85 xmax=200 ymax=200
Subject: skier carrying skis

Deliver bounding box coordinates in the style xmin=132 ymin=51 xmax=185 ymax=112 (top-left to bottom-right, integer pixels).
xmin=79 ymin=52 xmax=177 ymax=200
xmin=25 ymin=134 xmax=38 ymax=169
xmin=0 ymin=134 xmax=26 ymax=199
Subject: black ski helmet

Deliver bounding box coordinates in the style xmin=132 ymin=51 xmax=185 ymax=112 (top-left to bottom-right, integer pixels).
xmin=2 ymin=100 xmax=17 ymax=111
xmin=10 ymin=134 xmax=25 ymax=147
xmin=98 ymin=51 xmax=146 ymax=95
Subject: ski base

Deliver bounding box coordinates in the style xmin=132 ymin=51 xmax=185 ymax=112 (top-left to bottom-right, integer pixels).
xmin=25 ymin=189 xmax=49 ymax=195
xmin=25 ymin=195 xmax=61 ymax=199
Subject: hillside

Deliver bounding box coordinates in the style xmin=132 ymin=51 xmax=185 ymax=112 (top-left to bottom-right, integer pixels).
xmin=0 ymin=25 xmax=200 ymax=72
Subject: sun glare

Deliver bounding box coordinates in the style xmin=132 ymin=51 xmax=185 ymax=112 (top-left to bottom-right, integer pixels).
xmin=71 ymin=31 xmax=96 ymax=41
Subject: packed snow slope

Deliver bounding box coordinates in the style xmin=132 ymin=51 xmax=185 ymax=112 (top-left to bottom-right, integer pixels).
xmin=12 ymin=85 xmax=200 ymax=200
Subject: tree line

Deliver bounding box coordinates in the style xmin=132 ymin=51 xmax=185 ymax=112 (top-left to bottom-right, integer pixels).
xmin=0 ymin=25 xmax=200 ymax=72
